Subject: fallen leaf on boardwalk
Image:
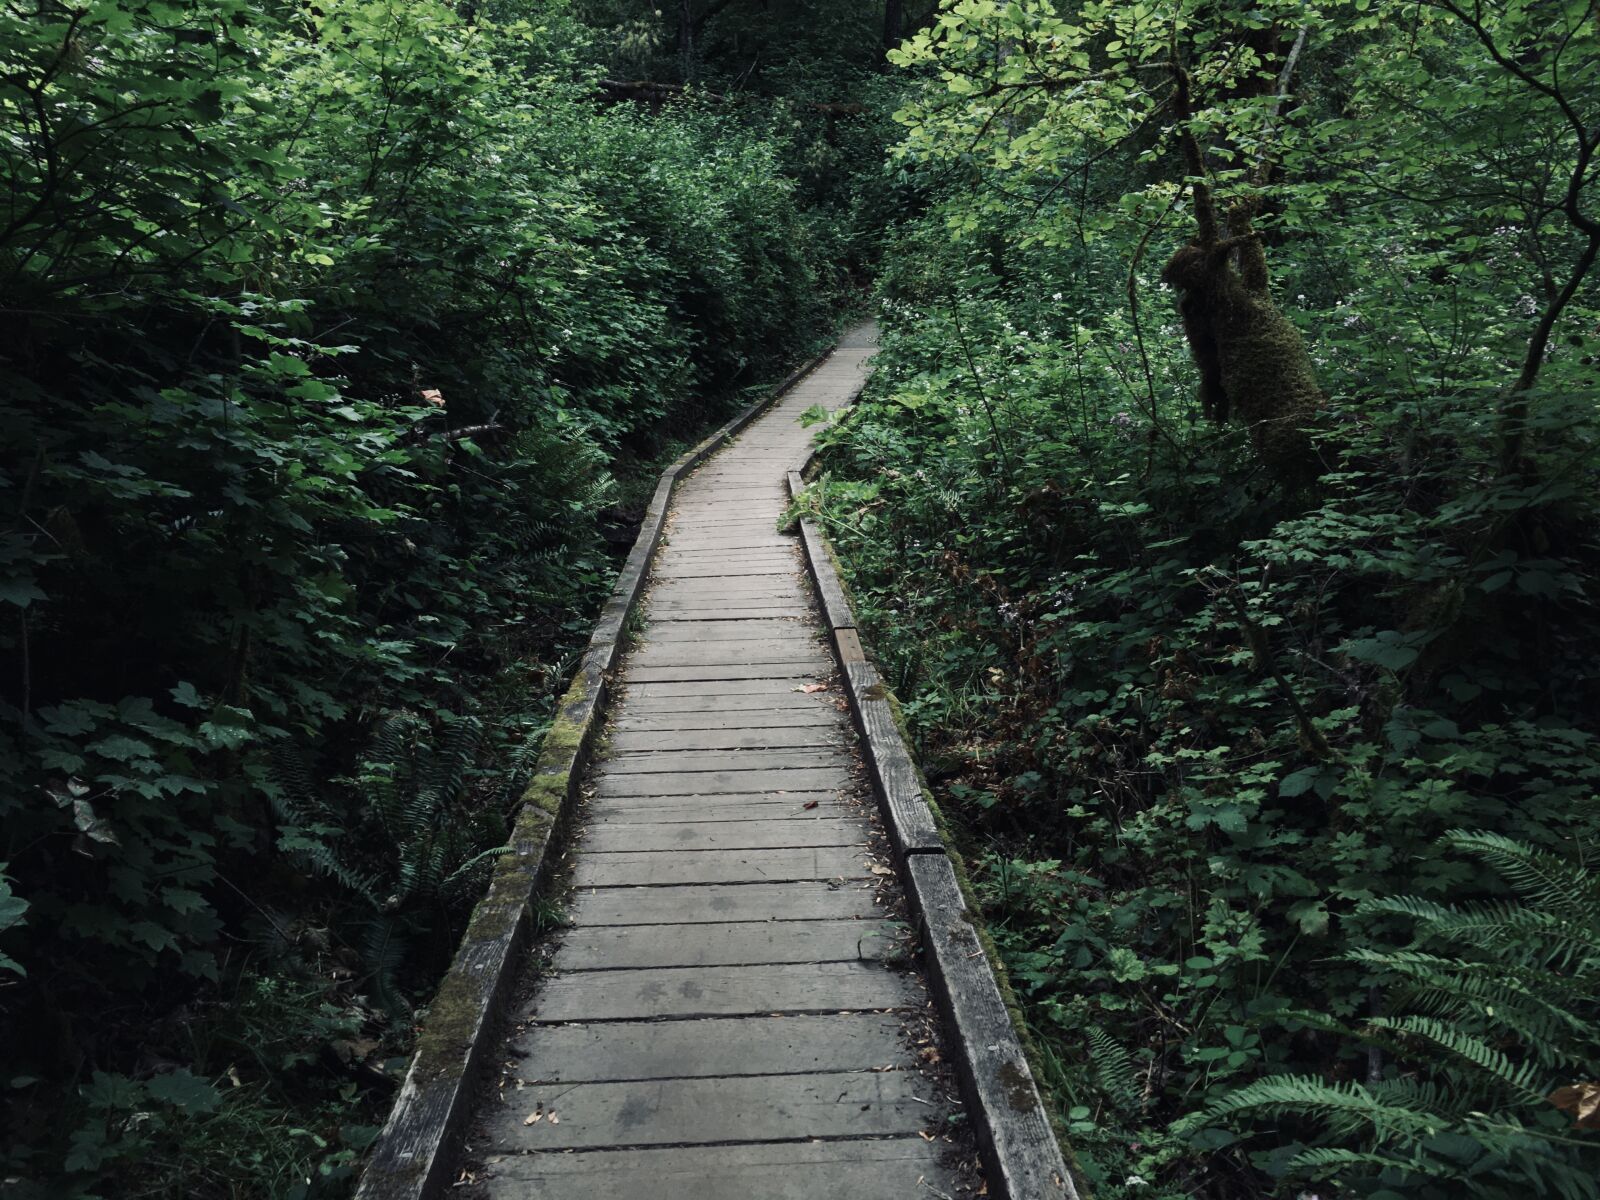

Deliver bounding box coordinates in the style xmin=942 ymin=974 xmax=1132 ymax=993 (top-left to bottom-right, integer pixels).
xmin=523 ymin=1110 xmax=542 ymax=1125
xmin=868 ymin=864 xmax=893 ymax=876
xmin=802 ymin=800 xmax=820 ymax=810
xmin=918 ymin=1130 xmax=936 ymax=1142
xmin=799 ymin=683 xmax=828 ymax=693
xmin=548 ymin=1112 xmax=560 ymax=1124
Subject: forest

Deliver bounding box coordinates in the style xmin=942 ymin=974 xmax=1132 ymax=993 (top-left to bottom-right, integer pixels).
xmin=1 ymin=0 xmax=1596 ymax=1198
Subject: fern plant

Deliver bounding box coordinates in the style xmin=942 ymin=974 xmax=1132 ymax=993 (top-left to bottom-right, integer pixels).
xmin=1180 ymin=831 xmax=1600 ymax=1199
xmin=269 ymin=712 xmax=517 ymax=1014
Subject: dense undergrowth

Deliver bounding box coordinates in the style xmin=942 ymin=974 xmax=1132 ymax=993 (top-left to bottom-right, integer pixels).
xmin=0 ymin=1 xmax=887 ymax=1194
xmin=809 ymin=2 xmax=1600 ymax=1198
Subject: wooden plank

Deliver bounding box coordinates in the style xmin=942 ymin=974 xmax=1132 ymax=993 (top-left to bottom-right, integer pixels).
xmin=646 ymin=607 xmax=815 ymax=622
xmin=634 ymin=626 xmax=817 ymax=644
xmin=581 ymin=817 xmax=863 ymax=852
xmin=645 ymin=594 xmax=805 ymax=613
xmin=659 ymin=546 xmax=794 ymax=560
xmin=628 ymin=662 xmax=829 ymax=683
xmin=657 ymin=553 xmax=795 ymax=568
xmin=550 ymin=920 xmax=899 ymax=971
xmin=598 ymin=749 xmax=849 ymax=774
xmin=842 ymin=660 xmax=943 ymax=855
xmin=584 ymin=796 xmax=851 ymax=823
xmin=573 ymin=845 xmax=868 ymax=887
xmin=610 ymin=709 xmax=838 ymax=731
xmin=619 ymin=692 xmax=836 ymax=714
xmin=593 ymin=768 xmax=851 ymax=796
xmin=567 ymin=881 xmax=882 ymax=926
xmin=651 ymin=563 xmax=796 ymax=580
xmin=481 ymin=1070 xmax=934 ymax=1151
xmin=608 ymin=727 xmax=844 ymax=752
xmin=637 ymin=619 xmax=812 ymax=643
xmin=532 ymin=962 xmax=916 ymax=1022
xmin=650 ymin=572 xmax=802 ymax=588
xmin=505 ymin=1013 xmax=909 ymax=1082
xmin=480 ymin=1138 xmax=951 ymax=1200
xmin=629 ymin=641 xmax=827 ymax=667
xmin=621 ymin=679 xmax=832 ymax=700
xmin=907 ymin=854 xmax=1075 ymax=1200
xmin=798 ymin=518 xmax=856 ymax=632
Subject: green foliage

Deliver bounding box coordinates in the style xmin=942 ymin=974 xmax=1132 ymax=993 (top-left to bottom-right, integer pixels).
xmin=0 ymin=0 xmax=870 ymax=1192
xmin=812 ymin=2 xmax=1600 ymax=1197
xmin=1181 ymin=831 xmax=1600 ymax=1198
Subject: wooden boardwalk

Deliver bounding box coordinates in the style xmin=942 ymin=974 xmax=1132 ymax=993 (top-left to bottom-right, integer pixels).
xmin=471 ymin=324 xmax=966 ymax=1197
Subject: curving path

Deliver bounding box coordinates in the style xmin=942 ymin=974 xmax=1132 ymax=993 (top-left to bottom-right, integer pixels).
xmin=467 ymin=324 xmax=971 ymax=1198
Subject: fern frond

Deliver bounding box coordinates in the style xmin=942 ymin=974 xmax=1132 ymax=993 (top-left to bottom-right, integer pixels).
xmin=1363 ymin=1015 xmax=1548 ymax=1103
xmin=1084 ymin=1026 xmax=1143 ymax=1112
xmin=1181 ymin=1075 xmax=1442 ymax=1137
xmin=1443 ymin=830 xmax=1600 ymax=921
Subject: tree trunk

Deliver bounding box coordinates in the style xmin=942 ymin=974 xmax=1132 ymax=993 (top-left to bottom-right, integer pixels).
xmin=882 ymin=0 xmax=904 ymax=62
xmin=677 ymin=0 xmax=695 ymax=82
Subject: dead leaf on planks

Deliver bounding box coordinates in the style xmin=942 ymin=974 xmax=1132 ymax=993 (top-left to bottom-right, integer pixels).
xmin=798 ymin=682 xmax=828 ymax=693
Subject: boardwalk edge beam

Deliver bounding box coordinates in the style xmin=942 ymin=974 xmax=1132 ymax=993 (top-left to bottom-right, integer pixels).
xmin=788 ymin=407 xmax=1082 ymax=1200
xmin=353 ymin=348 xmax=831 ymax=1200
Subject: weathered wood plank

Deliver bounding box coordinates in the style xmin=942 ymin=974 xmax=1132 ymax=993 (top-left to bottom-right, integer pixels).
xmin=567 ymin=881 xmax=882 ymax=926
xmin=627 ymin=662 xmax=830 ymax=682
xmin=656 ymin=549 xmax=794 ymax=564
xmin=609 ymin=709 xmax=838 ymax=732
xmin=482 ymin=1070 xmax=934 ymax=1151
xmin=637 ymin=621 xmax=811 ymax=644
xmin=651 ymin=564 xmax=796 ymax=581
xmin=647 ymin=608 xmax=816 ymax=623
xmin=629 ymin=641 xmax=826 ymax=667
xmin=598 ymin=748 xmax=849 ymax=774
xmin=842 ymin=659 xmax=944 ymax=856
xmin=581 ymin=817 xmax=863 ymax=852
xmin=584 ymin=795 xmax=850 ymax=823
xmin=797 ymin=518 xmax=856 ymax=632
xmin=479 ymin=1138 xmax=951 ymax=1200
xmin=621 ymin=679 xmax=832 ymax=700
xmin=609 ymin=726 xmax=844 ymax=753
xmin=573 ymin=845 xmax=868 ymax=887
xmin=549 ymin=918 xmax=897 ymax=970
xmin=907 ymin=854 xmax=1076 ymax=1199
xmin=593 ymin=768 xmax=851 ymax=796
xmin=505 ymin=1012 xmax=909 ymax=1082
xmin=587 ymin=794 xmax=853 ymax=819
xmin=531 ymin=961 xmax=916 ymax=1022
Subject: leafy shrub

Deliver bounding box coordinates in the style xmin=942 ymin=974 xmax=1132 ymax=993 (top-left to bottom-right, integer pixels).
xmin=808 ymin=3 xmax=1600 ymax=1195
xmin=1184 ymin=831 xmax=1600 ymax=1199
xmin=0 ymin=0 xmax=866 ymax=1192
